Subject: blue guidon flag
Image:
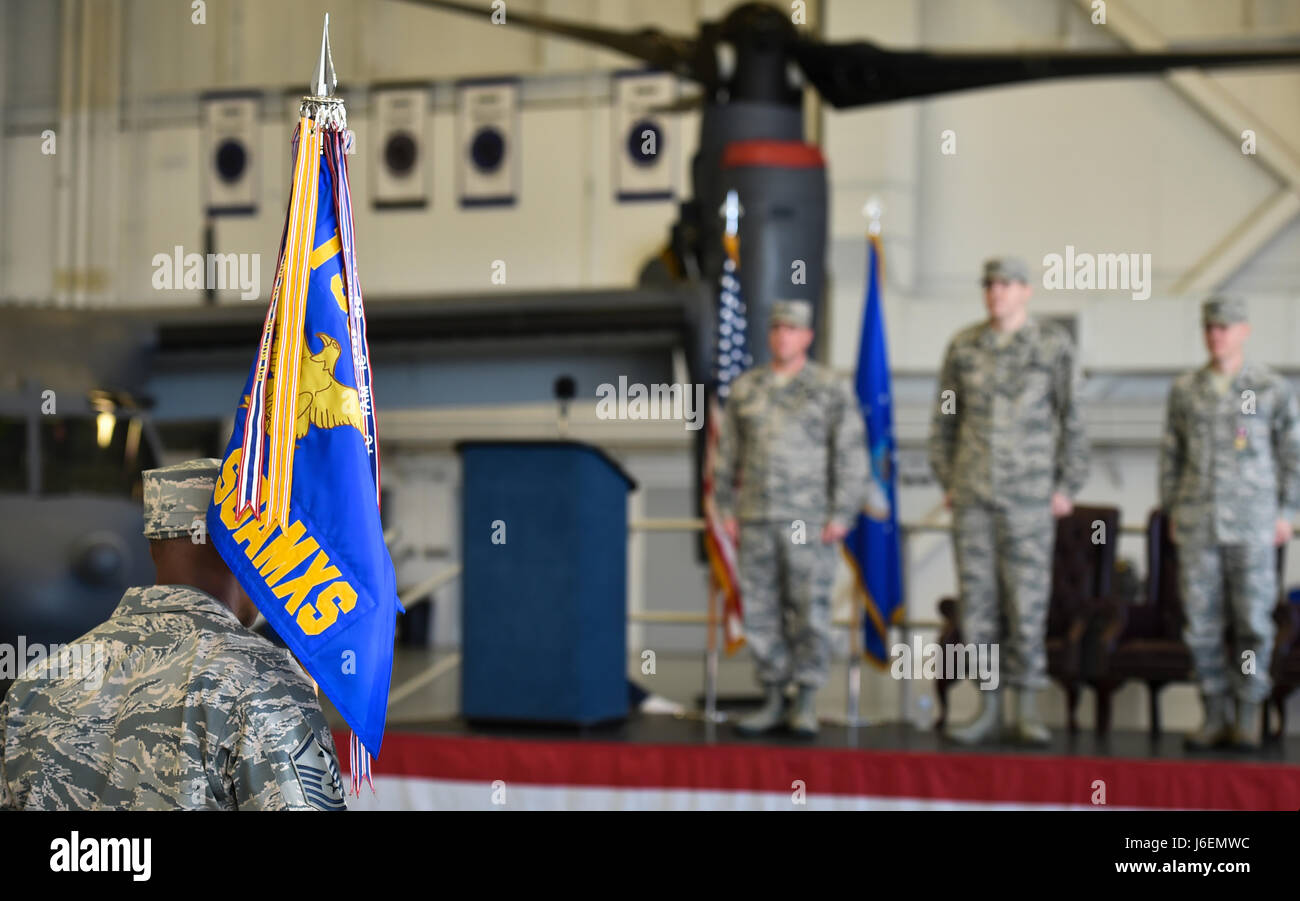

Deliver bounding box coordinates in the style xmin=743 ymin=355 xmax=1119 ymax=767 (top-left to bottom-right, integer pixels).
xmin=207 ymin=94 xmax=399 ymax=792
xmin=843 ymin=230 xmax=903 ymax=668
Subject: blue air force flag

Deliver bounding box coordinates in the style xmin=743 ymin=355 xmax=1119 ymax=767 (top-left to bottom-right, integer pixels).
xmin=208 ymin=130 xmax=400 ymax=756
xmin=843 ymin=234 xmax=903 ymax=666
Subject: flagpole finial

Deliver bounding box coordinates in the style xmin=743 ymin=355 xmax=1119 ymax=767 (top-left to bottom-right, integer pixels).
xmin=720 ymin=189 xmax=743 ymax=235
xmin=864 ymin=196 xmax=884 ymax=236
xmin=301 ymin=13 xmax=345 ymax=130
xmin=311 ymin=13 xmax=338 ymax=98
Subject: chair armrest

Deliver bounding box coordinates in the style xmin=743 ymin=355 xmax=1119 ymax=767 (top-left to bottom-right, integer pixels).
xmin=1064 ymin=607 xmax=1092 ymax=647
xmin=1092 ymin=595 xmax=1130 ymax=657
xmin=1271 ymin=601 xmax=1299 ymax=658
xmin=1056 ymin=596 xmax=1114 ymax=678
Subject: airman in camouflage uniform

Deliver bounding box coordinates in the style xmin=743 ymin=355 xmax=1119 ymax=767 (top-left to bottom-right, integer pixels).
xmin=1160 ymin=297 xmax=1300 ymax=751
xmin=714 ymin=299 xmax=870 ymax=737
xmin=929 ymin=257 xmax=1089 ymax=746
xmin=0 ymin=459 xmax=345 ymax=810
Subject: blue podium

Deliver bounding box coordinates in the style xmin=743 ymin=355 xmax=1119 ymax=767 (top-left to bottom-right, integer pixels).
xmin=457 ymin=441 xmax=635 ymax=724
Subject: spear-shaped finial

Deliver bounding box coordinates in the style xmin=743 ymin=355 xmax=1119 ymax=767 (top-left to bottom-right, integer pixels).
xmin=720 ymin=189 xmax=743 ymax=236
xmin=863 ymin=196 xmax=884 ymax=236
xmin=311 ymin=13 xmax=337 ymax=98
xmin=301 ymin=13 xmax=345 ymax=130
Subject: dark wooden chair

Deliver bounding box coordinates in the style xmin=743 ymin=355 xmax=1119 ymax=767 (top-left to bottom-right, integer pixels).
xmin=934 ymin=504 xmax=1120 ymax=732
xmin=1266 ymin=597 xmax=1300 ymax=739
xmin=1087 ymin=509 xmax=1286 ymax=739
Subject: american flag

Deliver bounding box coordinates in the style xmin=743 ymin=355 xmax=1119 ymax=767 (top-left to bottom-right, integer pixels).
xmin=714 ymin=231 xmax=752 ymax=398
xmin=702 ymin=191 xmax=749 ymax=653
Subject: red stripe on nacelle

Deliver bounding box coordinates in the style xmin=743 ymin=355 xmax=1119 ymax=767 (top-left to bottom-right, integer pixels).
xmin=722 ymin=140 xmax=826 ymax=170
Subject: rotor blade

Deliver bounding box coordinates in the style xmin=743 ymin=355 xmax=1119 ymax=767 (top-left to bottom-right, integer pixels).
xmin=395 ymin=0 xmax=700 ymax=78
xmin=797 ymin=41 xmax=1300 ymax=108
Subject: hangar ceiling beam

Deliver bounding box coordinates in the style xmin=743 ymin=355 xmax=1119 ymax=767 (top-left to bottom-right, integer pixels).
xmin=1075 ymin=0 xmax=1300 ymax=294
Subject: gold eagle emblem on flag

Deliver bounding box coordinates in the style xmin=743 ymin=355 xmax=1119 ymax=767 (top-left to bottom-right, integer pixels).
xmin=241 ymin=331 xmax=364 ymax=443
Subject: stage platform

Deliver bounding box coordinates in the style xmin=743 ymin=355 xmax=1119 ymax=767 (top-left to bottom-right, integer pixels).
xmin=333 ymin=714 xmax=1300 ymax=811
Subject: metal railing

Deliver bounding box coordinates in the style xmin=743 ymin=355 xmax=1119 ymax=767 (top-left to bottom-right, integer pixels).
xmin=627 ymin=516 xmax=888 ymax=727
xmin=392 ymin=513 xmax=1290 ymax=727
xmin=625 ymin=514 xmax=1298 ymax=727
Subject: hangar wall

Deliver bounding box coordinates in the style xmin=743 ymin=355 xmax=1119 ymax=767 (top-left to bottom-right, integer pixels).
xmin=4 ymin=0 xmax=1298 ymax=364
xmin=0 ymin=0 xmax=710 ymax=304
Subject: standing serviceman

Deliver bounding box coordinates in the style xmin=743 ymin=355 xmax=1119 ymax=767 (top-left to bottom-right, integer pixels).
xmin=929 ymin=257 xmax=1089 ymax=746
xmin=0 ymin=459 xmax=346 ymax=810
xmin=1160 ymin=297 xmax=1300 ymax=751
xmin=714 ymin=299 xmax=870 ymax=738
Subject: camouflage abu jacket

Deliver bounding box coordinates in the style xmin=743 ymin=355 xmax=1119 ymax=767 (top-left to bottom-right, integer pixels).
xmin=1160 ymin=360 xmax=1300 ymax=546
xmin=929 ymin=317 xmax=1089 ymax=507
xmin=713 ymin=360 xmax=870 ymax=527
xmin=1 ymin=584 xmax=345 ymax=810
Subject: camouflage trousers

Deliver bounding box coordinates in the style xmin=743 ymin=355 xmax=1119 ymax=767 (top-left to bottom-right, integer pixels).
xmin=951 ymin=501 xmax=1054 ymax=691
xmin=737 ymin=522 xmax=838 ymax=689
xmin=1177 ymin=542 xmax=1276 ymax=703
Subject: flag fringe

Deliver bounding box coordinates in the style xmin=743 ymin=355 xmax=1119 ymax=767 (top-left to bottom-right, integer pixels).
xmin=235 ymin=118 xmax=322 ymax=527
xmin=349 ymin=732 xmax=375 ymax=797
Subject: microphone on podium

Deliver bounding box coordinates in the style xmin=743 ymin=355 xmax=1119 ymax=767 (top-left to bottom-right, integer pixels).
xmin=554 ymin=375 xmax=576 ymax=437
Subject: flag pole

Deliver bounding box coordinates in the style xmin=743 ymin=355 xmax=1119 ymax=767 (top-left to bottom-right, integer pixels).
xmin=860 ymin=196 xmax=885 ymax=729
xmin=847 ymin=589 xmax=862 ymax=729
xmin=212 ymin=11 xmax=395 ymax=796
xmin=705 ymin=574 xmax=719 ymax=736
xmin=846 ymin=197 xmax=886 ymax=729
xmin=700 ymin=189 xmax=748 ymax=731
